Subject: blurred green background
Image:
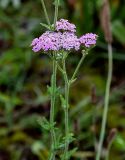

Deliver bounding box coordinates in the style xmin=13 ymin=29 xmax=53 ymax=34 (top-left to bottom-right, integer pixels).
xmin=0 ymin=0 xmax=125 ymax=159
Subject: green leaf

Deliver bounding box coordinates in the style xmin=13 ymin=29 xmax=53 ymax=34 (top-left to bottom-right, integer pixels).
xmin=48 ymin=75 xmax=60 ymax=96
xmin=37 ymin=117 xmax=56 ymax=131
xmin=60 ymin=94 xmax=66 ymax=108
xmin=40 ymin=23 xmax=51 ymax=30
xmin=47 ymin=85 xmax=52 ymax=95
xmin=63 ymin=133 xmax=75 ymax=143
xmin=55 ymin=87 xmax=60 ymax=96
xmin=55 ymin=135 xmax=65 ymax=150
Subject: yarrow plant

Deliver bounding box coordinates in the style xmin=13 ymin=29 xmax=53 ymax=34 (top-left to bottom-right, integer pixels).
xmin=31 ymin=0 xmax=97 ymax=160
xmin=31 ymin=19 xmax=97 ymax=53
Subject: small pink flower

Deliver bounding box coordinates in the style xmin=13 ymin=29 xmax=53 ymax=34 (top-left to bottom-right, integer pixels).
xmin=56 ymin=19 xmax=76 ymax=33
xmin=79 ymin=33 xmax=97 ymax=48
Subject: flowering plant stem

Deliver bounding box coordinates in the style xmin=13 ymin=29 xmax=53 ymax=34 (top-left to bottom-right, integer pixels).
xmin=96 ymin=43 xmax=113 ymax=160
xmin=61 ymin=52 xmax=87 ymax=160
xmin=70 ymin=51 xmax=87 ymax=83
xmin=40 ymin=1 xmax=59 ymax=159
xmin=40 ymin=0 xmax=51 ymax=26
xmin=54 ymin=0 xmax=59 ymax=27
xmin=49 ymin=55 xmax=57 ymax=160
xmin=62 ymin=57 xmax=70 ymax=160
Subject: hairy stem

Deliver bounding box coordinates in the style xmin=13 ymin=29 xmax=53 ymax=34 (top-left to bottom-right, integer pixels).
xmin=62 ymin=57 xmax=70 ymax=160
xmin=40 ymin=0 xmax=51 ymax=26
xmin=49 ymin=56 xmax=57 ymax=160
xmin=70 ymin=52 xmax=86 ymax=83
xmin=62 ymin=52 xmax=86 ymax=160
xmin=96 ymin=43 xmax=113 ymax=160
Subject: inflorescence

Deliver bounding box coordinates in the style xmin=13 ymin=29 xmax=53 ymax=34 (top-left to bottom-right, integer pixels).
xmin=31 ymin=19 xmax=97 ymax=52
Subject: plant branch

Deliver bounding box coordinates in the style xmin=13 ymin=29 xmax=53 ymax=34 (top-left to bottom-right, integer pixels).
xmin=70 ymin=51 xmax=86 ymax=83
xmin=62 ymin=57 xmax=70 ymax=160
xmin=57 ymin=63 xmax=64 ymax=73
xmin=49 ymin=55 xmax=57 ymax=160
xmin=40 ymin=0 xmax=51 ymax=26
xmin=54 ymin=0 xmax=59 ymax=27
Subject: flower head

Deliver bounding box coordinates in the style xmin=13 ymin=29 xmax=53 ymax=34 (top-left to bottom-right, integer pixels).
xmin=31 ymin=31 xmax=62 ymax=52
xmin=56 ymin=19 xmax=76 ymax=33
xmin=31 ymin=31 xmax=80 ymax=52
xmin=31 ymin=19 xmax=97 ymax=53
xmin=31 ymin=38 xmax=39 ymax=46
xmin=60 ymin=32 xmax=80 ymax=51
xmin=79 ymin=33 xmax=97 ymax=48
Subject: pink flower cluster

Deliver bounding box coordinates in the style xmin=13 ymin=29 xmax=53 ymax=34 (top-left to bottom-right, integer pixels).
xmin=31 ymin=19 xmax=97 ymax=52
xmin=56 ymin=19 xmax=76 ymax=33
xmin=79 ymin=33 xmax=97 ymax=48
xmin=31 ymin=31 xmax=80 ymax=52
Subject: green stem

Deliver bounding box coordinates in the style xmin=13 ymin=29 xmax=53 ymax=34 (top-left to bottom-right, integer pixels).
xmin=49 ymin=1 xmax=59 ymax=159
xmin=40 ymin=0 xmax=51 ymax=26
xmin=63 ymin=58 xmax=70 ymax=160
xmin=96 ymin=43 xmax=113 ymax=160
xmin=49 ymin=56 xmax=57 ymax=160
xmin=70 ymin=52 xmax=86 ymax=83
xmin=54 ymin=0 xmax=59 ymax=28
xmin=61 ymin=52 xmax=86 ymax=160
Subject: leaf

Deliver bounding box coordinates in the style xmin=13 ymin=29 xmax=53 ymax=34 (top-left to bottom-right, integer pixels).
xmin=63 ymin=133 xmax=75 ymax=143
xmin=40 ymin=23 xmax=51 ymax=30
xmin=55 ymin=87 xmax=60 ymax=96
xmin=47 ymin=85 xmax=52 ymax=95
xmin=55 ymin=135 xmax=65 ymax=150
xmin=37 ymin=117 xmax=56 ymax=131
xmin=60 ymin=94 xmax=66 ymax=108
xmin=48 ymin=80 xmax=60 ymax=96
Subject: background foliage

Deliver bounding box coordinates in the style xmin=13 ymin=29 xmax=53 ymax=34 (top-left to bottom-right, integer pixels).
xmin=0 ymin=0 xmax=125 ymax=159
